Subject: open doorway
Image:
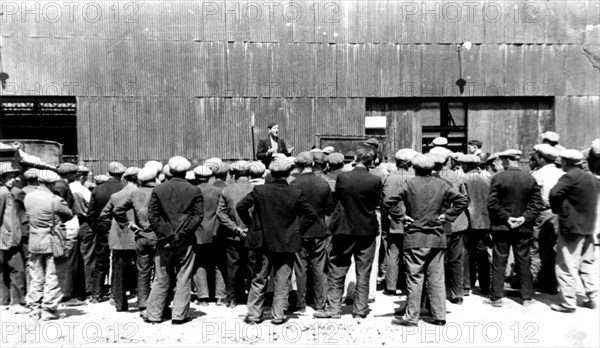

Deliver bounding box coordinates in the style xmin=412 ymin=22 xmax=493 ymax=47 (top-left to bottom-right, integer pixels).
xmin=0 ymin=96 xmax=77 ymax=162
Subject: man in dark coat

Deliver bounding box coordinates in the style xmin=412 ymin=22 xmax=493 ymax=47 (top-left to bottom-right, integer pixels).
xmin=291 ymin=152 xmax=335 ymax=313
xmin=549 ymin=150 xmax=599 ymax=312
xmin=384 ymin=154 xmax=468 ymax=326
xmin=314 ymin=146 xmax=382 ymax=319
xmin=486 ymin=150 xmax=544 ymax=307
xmin=88 ymin=162 xmax=126 ymax=303
xmin=237 ymin=157 xmax=318 ymax=325
xmin=145 ymin=156 xmax=204 ymax=325
xmin=256 ymin=122 xmax=293 ymax=168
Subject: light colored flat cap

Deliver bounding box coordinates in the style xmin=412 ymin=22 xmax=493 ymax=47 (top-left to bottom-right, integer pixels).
xmin=533 ymin=144 xmax=559 ymax=160
xmin=24 ymin=168 xmax=39 ymax=179
xmin=168 ymin=156 xmax=191 ymax=173
xmin=590 ymin=139 xmax=600 ymax=155
xmin=269 ymin=157 xmax=293 ymax=172
xmin=57 ymin=163 xmax=79 ymax=174
xmin=144 ymin=161 xmax=163 ymax=173
xmin=249 ymin=162 xmax=266 ymax=175
xmin=328 ymin=153 xmax=345 ymax=165
xmin=37 ymin=170 xmax=61 ymax=183
xmin=412 ymin=154 xmax=436 ymax=170
xmin=137 ymin=167 xmax=157 ymax=182
xmin=193 ymin=165 xmax=213 ymax=177
xmin=322 ymin=146 xmax=335 ymax=155
xmin=458 ymin=154 xmax=481 ymax=164
xmin=394 ymin=149 xmax=418 ymax=161
xmin=560 ymin=149 xmax=584 ymax=164
xmin=123 ymin=167 xmax=141 ymax=178
xmin=295 ymin=152 xmax=313 ymax=166
xmin=432 ymin=137 xmax=448 ymax=146
xmin=499 ymin=149 xmax=522 ymax=158
xmin=108 ymin=162 xmax=126 ymax=174
xmin=541 ymin=131 xmax=560 ymax=142
xmin=230 ymin=161 xmax=251 ymax=172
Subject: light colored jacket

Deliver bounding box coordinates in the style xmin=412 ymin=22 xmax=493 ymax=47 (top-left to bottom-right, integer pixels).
xmin=1 ymin=186 xmax=22 ymax=250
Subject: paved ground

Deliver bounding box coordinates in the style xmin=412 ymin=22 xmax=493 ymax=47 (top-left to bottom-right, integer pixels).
xmin=1 ymin=286 xmax=598 ymax=347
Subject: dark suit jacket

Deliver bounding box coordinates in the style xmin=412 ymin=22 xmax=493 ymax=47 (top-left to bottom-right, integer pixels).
xmin=550 ymin=167 xmax=599 ymax=235
xmin=329 ymin=167 xmax=383 ymax=236
xmin=291 ymin=172 xmax=334 ymax=238
xmin=148 ymin=177 xmax=204 ymax=248
xmin=195 ymin=183 xmax=223 ymax=244
xmin=88 ymin=178 xmax=125 ymax=231
xmin=256 ymin=136 xmax=291 ymax=167
xmin=236 ymin=178 xmax=318 ymax=253
xmin=488 ymin=168 xmax=544 ymax=233
xmin=54 ymin=180 xmax=74 ymax=209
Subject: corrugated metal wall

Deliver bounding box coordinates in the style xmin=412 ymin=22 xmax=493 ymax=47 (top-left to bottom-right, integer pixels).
xmin=1 ymin=0 xmax=599 ymax=171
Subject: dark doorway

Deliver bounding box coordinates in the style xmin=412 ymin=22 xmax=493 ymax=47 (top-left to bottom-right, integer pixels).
xmin=0 ymin=96 xmax=77 ymax=161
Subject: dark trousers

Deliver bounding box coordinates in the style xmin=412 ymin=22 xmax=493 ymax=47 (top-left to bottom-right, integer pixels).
xmin=294 ymin=237 xmax=328 ymax=310
xmin=385 ymin=233 xmax=406 ymax=291
xmin=224 ymin=239 xmax=253 ymax=303
xmin=445 ymin=232 xmax=464 ymax=300
xmin=92 ymin=230 xmax=110 ymax=298
xmin=463 ymin=229 xmax=491 ymax=292
xmin=531 ymin=210 xmax=558 ymax=292
xmin=0 ymin=245 xmax=26 ymax=306
xmin=193 ymin=243 xmax=226 ymax=300
xmin=325 ymin=235 xmax=376 ymax=316
xmin=55 ymin=237 xmax=87 ymax=300
xmin=111 ymin=250 xmax=136 ymax=311
xmin=404 ymin=248 xmax=446 ymax=323
xmin=135 ymin=236 xmax=156 ymax=309
xmin=491 ymin=232 xmax=534 ymax=300
xmin=146 ymin=244 xmax=196 ymax=322
xmin=78 ymin=223 xmax=95 ymax=295
xmin=246 ymin=250 xmax=294 ymax=321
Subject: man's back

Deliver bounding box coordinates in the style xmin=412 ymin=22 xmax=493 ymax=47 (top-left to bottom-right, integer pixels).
xmin=88 ymin=178 xmax=125 ymax=229
xmin=196 ymin=183 xmax=223 ymax=244
xmin=550 ymin=168 xmax=599 ymax=235
xmin=462 ymin=171 xmax=491 ymax=230
xmin=330 ymin=167 xmax=382 ymax=236
xmin=291 ymin=173 xmax=334 ymax=238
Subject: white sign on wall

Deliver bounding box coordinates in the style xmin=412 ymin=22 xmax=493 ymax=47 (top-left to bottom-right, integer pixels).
xmin=365 ymin=116 xmax=386 ymax=129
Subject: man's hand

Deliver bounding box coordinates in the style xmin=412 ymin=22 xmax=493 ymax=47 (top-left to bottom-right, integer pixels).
xmin=508 ymin=216 xmax=525 ymax=229
xmin=287 ymin=145 xmax=294 ymax=154
xmin=236 ymin=227 xmax=248 ymax=238
xmin=403 ymin=216 xmax=415 ymax=227
xmin=437 ymin=214 xmax=447 ymax=224
xmin=267 ymin=148 xmax=276 ymax=154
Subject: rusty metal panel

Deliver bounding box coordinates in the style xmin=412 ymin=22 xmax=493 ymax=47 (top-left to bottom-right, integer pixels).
xmin=555 ymin=96 xmax=600 ymax=150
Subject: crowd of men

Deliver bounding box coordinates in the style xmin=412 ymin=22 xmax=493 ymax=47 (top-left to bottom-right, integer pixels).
xmin=1 ymin=126 xmax=599 ymax=327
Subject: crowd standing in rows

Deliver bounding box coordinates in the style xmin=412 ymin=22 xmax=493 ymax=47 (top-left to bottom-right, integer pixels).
xmin=1 ymin=126 xmax=599 ymax=326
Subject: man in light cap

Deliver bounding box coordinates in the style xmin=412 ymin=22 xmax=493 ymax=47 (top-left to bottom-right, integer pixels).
xmin=237 ymin=156 xmax=318 ymax=325
xmin=97 ymin=167 xmax=140 ymax=312
xmin=384 ymin=154 xmax=468 ymax=326
xmin=322 ymin=146 xmax=335 ymax=155
xmin=0 ymin=163 xmax=28 ymax=313
xmin=88 ymin=162 xmax=126 ymax=303
xmin=381 ymin=149 xmax=416 ymax=296
xmin=217 ymin=161 xmax=255 ymax=308
xmin=541 ymin=131 xmax=566 ymax=152
xmin=528 ymin=144 xmax=564 ymax=294
xmin=549 ymin=149 xmax=599 ymax=313
xmin=459 ymin=154 xmax=492 ymax=297
xmin=291 ymin=152 xmax=334 ymax=313
xmin=486 ymin=150 xmax=543 ymax=307
xmin=314 ymin=146 xmax=382 ymax=320
xmin=24 ymin=170 xmax=74 ymax=320
xmin=582 ymin=138 xmax=600 ymax=177
xmin=112 ymin=167 xmax=159 ymax=315
xmin=484 ymin=152 xmax=503 ymax=179
xmin=146 ymin=156 xmax=204 ymax=324
xmin=248 ymin=162 xmax=266 ymax=186
xmin=192 ymin=165 xmax=226 ymax=306
xmin=431 ymin=137 xmax=448 ymax=149
xmin=256 ymin=122 xmax=293 ymax=168
xmin=324 ymin=153 xmax=344 ymax=192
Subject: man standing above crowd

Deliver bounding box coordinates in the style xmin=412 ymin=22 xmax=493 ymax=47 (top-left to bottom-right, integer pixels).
xmin=384 ymin=154 xmax=468 ymax=326
xmin=486 ymin=150 xmax=543 ymax=307
xmin=550 ymin=150 xmax=599 ymax=313
xmin=237 ymin=157 xmax=317 ymax=325
xmin=145 ymin=156 xmax=203 ymax=325
xmin=314 ymin=146 xmax=382 ymax=320
xmin=256 ymin=122 xmax=293 ymax=168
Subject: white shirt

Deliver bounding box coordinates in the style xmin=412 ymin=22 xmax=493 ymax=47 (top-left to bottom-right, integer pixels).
xmin=531 ymin=163 xmax=564 ymax=206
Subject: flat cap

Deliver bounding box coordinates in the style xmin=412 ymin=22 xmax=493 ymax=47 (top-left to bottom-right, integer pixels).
xmin=486 ymin=152 xmax=501 ymax=163
xmin=38 ymin=170 xmax=61 ymax=183
xmin=541 ymin=131 xmax=560 ymax=143
xmin=0 ymin=163 xmax=19 ymax=176
xmin=450 ymin=152 xmax=463 ymax=160
xmin=123 ymin=167 xmax=141 ymax=178
xmin=203 ymin=158 xmax=222 ymax=172
xmin=322 ymin=146 xmax=335 ymax=155
xmin=144 ymin=160 xmax=163 ymax=173
xmin=77 ymin=166 xmax=90 ymax=174
xmin=230 ymin=161 xmax=251 ymax=172
xmin=24 ymin=168 xmax=39 ymax=179
xmin=432 ymin=137 xmax=448 ymax=146
xmin=395 ymin=149 xmax=418 ymax=161
xmin=363 ymin=138 xmax=380 ymax=149
xmin=57 ymin=163 xmax=79 ymax=174
xmin=248 ymin=162 xmax=266 ymax=176
xmin=94 ymin=174 xmax=109 ymax=184
xmin=269 ymin=157 xmax=293 ymax=172
xmin=214 ymin=162 xmax=229 ymax=175
xmin=560 ymin=149 xmax=584 ymax=164
xmin=412 ymin=154 xmax=436 ymax=170
xmin=295 ymin=151 xmax=313 ymax=166
xmin=499 ymin=149 xmax=522 ymax=158
xmin=429 ymin=147 xmax=451 ymax=162
xmin=267 ymin=122 xmax=278 ymax=129
xmin=313 ymin=152 xmax=326 ymax=164
xmin=162 ymin=164 xmax=171 ymax=177
xmin=458 ymin=154 xmax=481 ymax=164
xmin=193 ymin=165 xmax=213 ymax=177
xmin=533 ymin=144 xmax=559 ymax=160
xmin=185 ymin=170 xmax=195 ymax=181
xmin=328 ymin=153 xmax=345 ymax=165
xmin=108 ymin=162 xmax=126 ymax=174
xmin=137 ymin=167 xmax=157 ymax=182
xmin=168 ymin=156 xmax=191 ymax=173
xmin=309 ymin=148 xmax=322 ymax=154
xmin=591 ymin=138 xmax=600 ymax=155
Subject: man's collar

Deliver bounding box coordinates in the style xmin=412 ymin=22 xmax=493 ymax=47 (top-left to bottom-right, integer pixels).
xmin=353 ymin=166 xmax=368 ymax=172
xmin=236 ymin=177 xmax=250 ymax=183
xmin=270 ymin=177 xmax=289 ymax=185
